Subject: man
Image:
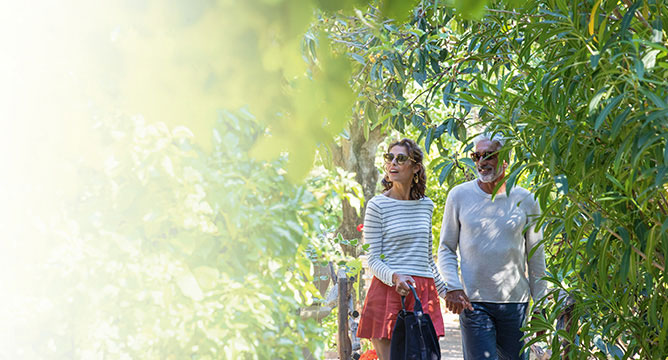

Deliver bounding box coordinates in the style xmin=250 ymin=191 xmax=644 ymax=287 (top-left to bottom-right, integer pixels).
xmin=438 ymin=133 xmax=547 ymax=360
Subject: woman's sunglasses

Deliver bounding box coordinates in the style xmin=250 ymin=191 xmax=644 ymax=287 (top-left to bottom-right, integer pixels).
xmin=470 ymin=151 xmax=498 ymax=162
xmin=383 ymin=153 xmax=415 ymax=165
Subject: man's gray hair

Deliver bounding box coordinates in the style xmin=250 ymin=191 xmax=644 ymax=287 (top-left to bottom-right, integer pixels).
xmin=472 ymin=132 xmax=507 ymax=148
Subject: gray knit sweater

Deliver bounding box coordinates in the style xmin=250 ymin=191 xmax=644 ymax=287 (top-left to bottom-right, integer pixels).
xmin=437 ymin=180 xmax=548 ymax=303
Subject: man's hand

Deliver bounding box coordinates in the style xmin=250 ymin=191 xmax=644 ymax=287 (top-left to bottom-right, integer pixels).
xmin=392 ymin=273 xmax=416 ymax=296
xmin=445 ymin=289 xmax=474 ymax=314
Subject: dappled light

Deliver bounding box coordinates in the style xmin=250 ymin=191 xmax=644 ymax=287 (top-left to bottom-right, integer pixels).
xmin=0 ymin=0 xmax=666 ymax=358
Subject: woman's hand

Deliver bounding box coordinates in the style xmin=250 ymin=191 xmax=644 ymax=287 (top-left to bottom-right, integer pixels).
xmin=445 ymin=289 xmax=474 ymax=314
xmin=392 ymin=273 xmax=416 ymax=296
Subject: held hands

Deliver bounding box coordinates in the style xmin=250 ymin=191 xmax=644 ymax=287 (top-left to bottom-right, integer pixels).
xmin=392 ymin=273 xmax=416 ymax=297
xmin=445 ymin=289 xmax=474 ymax=314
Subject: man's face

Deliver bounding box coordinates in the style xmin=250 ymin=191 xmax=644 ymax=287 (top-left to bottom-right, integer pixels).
xmin=474 ymin=139 xmax=505 ymax=183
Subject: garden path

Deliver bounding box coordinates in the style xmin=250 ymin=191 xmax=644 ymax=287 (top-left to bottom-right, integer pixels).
xmin=440 ymin=311 xmax=463 ymax=359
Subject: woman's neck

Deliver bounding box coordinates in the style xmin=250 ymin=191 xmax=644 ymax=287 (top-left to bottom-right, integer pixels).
xmin=385 ymin=182 xmax=412 ymax=200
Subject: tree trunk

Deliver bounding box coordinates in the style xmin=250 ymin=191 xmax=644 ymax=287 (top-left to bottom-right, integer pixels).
xmin=332 ymin=118 xmax=385 ymax=257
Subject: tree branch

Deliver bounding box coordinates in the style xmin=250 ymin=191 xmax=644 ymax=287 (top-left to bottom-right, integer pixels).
xmin=331 ymin=39 xmax=368 ymax=50
xmin=408 ymin=69 xmax=448 ymax=107
xmin=487 ymin=8 xmax=546 ymax=18
xmin=621 ymin=0 xmax=652 ymax=30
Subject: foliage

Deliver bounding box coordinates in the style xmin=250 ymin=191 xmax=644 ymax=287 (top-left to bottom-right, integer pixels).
xmin=1 ymin=112 xmax=336 ymax=359
xmin=339 ymin=0 xmax=668 ymax=358
xmin=4 ymin=0 xmax=667 ymax=358
xmin=481 ymin=3 xmax=668 ymax=358
xmin=0 ymin=1 xmax=413 ymax=359
xmin=1 ymin=0 xmax=371 ymax=187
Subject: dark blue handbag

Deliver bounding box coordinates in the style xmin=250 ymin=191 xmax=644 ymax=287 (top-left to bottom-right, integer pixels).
xmin=389 ymin=284 xmax=441 ymax=360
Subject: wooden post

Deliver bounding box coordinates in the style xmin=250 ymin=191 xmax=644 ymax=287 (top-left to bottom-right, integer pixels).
xmin=338 ymin=272 xmax=352 ymax=360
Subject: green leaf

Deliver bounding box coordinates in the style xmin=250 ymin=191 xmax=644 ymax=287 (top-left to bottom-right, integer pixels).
xmin=661 ymin=302 xmax=668 ymax=350
xmin=454 ymin=0 xmax=488 ymax=19
xmin=593 ymin=211 xmax=602 ymax=228
xmin=193 ymin=266 xmax=220 ymax=290
xmin=655 ymin=167 xmax=666 ymax=188
xmin=350 ymin=53 xmax=366 ymax=65
xmin=619 ymin=247 xmax=631 ymax=282
xmin=589 ymin=88 xmax=607 ymax=115
xmin=539 ymin=9 xmax=568 ymax=19
xmin=365 ymin=101 xmax=378 ymax=125
xmin=586 ymin=229 xmax=599 ymax=254
xmin=505 ymin=164 xmax=526 ymax=196
xmin=456 ymin=122 xmax=467 ymax=141
xmin=176 ymin=270 xmax=205 ymax=301
xmin=634 ymin=58 xmax=645 ymax=79
xmin=642 ymin=49 xmax=661 ymax=70
xmin=605 ymin=173 xmax=625 ymax=191
xmin=555 ymin=174 xmax=568 ymax=194
xmin=661 ymin=217 xmax=668 ymax=236
xmin=639 ymin=88 xmax=668 ymax=109
xmin=610 ymin=107 xmax=631 ymax=139
xmin=617 ymin=226 xmax=630 ymax=246
xmin=645 ymin=229 xmax=658 ymax=273
xmin=619 ymin=1 xmax=642 ymax=36
xmin=590 ymin=53 xmax=600 ymax=69
xmin=438 ymin=162 xmax=454 ymax=185
xmin=443 ymin=81 xmax=455 ymax=105
xmin=595 ymin=94 xmax=623 ymax=130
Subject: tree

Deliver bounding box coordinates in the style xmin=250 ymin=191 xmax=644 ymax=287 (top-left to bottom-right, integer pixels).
xmin=0 ymin=1 xmax=381 ymax=358
xmin=2 ymin=111 xmax=343 ymax=358
xmin=343 ymin=0 xmax=667 ymax=357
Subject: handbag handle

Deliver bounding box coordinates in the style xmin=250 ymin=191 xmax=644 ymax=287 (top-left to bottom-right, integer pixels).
xmin=400 ymin=283 xmax=424 ymax=315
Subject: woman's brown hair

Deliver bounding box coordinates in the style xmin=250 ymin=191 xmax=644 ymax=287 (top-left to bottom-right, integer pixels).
xmin=381 ymin=138 xmax=426 ymax=200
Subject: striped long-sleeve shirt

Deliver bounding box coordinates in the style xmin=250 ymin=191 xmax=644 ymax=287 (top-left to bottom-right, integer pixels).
xmin=363 ymin=194 xmax=448 ymax=298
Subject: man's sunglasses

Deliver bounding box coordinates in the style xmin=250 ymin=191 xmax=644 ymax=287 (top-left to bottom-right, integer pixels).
xmin=383 ymin=153 xmax=415 ymax=165
xmin=470 ymin=151 xmax=498 ymax=162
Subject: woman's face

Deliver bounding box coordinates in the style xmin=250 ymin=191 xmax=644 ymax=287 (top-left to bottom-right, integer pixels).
xmin=385 ymin=145 xmax=417 ymax=184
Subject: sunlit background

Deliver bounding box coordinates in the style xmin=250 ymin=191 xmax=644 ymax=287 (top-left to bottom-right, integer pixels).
xmin=0 ymin=1 xmax=352 ymax=358
xmin=2 ymin=0 xmax=667 ymax=358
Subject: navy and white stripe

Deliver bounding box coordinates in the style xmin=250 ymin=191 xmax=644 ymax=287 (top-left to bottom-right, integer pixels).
xmin=364 ymin=194 xmax=448 ymax=297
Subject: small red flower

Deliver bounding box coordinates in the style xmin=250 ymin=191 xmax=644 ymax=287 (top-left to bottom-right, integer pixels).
xmin=356 ymin=224 xmax=364 ymax=232
xmin=359 ymin=349 xmax=378 ymax=360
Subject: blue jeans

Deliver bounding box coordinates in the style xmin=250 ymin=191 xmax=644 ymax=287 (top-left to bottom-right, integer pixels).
xmin=459 ymin=302 xmax=529 ymax=360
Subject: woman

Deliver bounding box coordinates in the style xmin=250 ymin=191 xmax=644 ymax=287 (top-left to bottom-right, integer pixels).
xmin=357 ymin=138 xmax=447 ymax=359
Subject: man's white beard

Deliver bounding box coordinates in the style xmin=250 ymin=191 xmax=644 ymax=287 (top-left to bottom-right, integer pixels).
xmin=477 ymin=165 xmax=504 ymax=183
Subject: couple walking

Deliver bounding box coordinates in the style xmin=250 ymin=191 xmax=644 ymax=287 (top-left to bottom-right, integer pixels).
xmin=356 ymin=135 xmax=548 ymax=360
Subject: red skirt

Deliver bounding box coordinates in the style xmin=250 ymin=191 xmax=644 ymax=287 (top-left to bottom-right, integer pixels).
xmin=357 ymin=276 xmax=445 ymax=339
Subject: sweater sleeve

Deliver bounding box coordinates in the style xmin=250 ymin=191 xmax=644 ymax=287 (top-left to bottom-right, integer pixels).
xmin=429 ymin=225 xmax=448 ymax=298
xmin=525 ymin=196 xmax=548 ymax=301
xmin=363 ymin=199 xmax=395 ymax=286
xmin=438 ymin=190 xmax=463 ymax=291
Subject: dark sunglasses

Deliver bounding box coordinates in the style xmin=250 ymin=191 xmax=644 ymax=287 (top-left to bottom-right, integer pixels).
xmin=470 ymin=151 xmax=498 ymax=162
xmin=383 ymin=153 xmax=415 ymax=165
